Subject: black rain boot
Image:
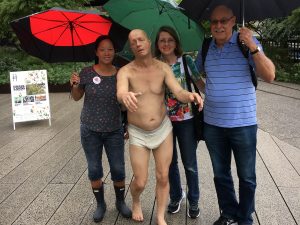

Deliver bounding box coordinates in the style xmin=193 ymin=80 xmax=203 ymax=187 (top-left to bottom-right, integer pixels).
xmin=92 ymin=186 xmax=106 ymax=223
xmin=114 ymin=185 xmax=132 ymax=218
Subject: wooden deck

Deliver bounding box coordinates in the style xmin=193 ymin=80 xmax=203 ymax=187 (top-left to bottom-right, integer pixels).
xmin=0 ymin=92 xmax=299 ymax=225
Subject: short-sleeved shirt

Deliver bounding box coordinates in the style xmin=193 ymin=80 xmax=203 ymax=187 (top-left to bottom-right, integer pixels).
xmin=165 ymin=55 xmax=201 ymax=122
xmin=79 ymin=66 xmax=122 ymax=132
xmin=195 ymin=31 xmax=262 ymax=128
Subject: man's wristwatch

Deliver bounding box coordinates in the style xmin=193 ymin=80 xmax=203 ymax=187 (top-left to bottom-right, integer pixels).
xmin=250 ymin=46 xmax=261 ymax=55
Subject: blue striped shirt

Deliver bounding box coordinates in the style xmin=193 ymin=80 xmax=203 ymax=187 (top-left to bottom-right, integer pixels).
xmin=195 ymin=31 xmax=262 ymax=128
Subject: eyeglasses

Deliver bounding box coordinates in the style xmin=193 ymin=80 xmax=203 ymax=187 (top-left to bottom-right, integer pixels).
xmin=158 ymin=39 xmax=175 ymax=44
xmin=210 ymin=16 xmax=234 ymax=25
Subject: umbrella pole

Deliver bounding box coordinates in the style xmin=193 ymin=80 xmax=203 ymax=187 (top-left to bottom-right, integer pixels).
xmin=241 ymin=0 xmax=245 ymax=27
xmin=69 ymin=22 xmax=79 ymax=76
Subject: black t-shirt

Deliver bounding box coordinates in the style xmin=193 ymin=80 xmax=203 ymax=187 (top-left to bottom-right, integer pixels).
xmin=79 ymin=66 xmax=122 ymax=132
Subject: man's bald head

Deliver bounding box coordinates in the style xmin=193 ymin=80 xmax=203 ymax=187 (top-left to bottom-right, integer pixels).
xmin=209 ymin=5 xmax=236 ymax=47
xmin=128 ymin=29 xmax=149 ymax=41
xmin=210 ymin=5 xmax=234 ymax=20
xmin=128 ymin=29 xmax=152 ymax=58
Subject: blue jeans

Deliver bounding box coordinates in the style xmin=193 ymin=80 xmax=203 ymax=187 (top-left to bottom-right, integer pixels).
xmin=80 ymin=123 xmax=125 ymax=182
xmin=204 ymin=123 xmax=257 ymax=225
xmin=169 ymin=118 xmax=200 ymax=205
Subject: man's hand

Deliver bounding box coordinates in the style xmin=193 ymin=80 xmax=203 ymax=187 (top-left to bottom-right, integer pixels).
xmin=121 ymin=92 xmax=143 ymax=112
xmin=189 ymin=93 xmax=203 ymax=111
xmin=238 ymin=27 xmax=257 ymax=51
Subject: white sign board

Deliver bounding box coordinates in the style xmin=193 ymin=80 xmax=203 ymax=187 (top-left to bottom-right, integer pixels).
xmin=10 ymin=70 xmax=51 ymax=130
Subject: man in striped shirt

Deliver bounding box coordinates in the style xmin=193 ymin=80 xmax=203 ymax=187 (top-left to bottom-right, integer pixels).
xmin=195 ymin=5 xmax=275 ymax=225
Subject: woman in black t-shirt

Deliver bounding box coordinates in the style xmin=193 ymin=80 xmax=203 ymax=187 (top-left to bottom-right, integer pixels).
xmin=70 ymin=35 xmax=131 ymax=222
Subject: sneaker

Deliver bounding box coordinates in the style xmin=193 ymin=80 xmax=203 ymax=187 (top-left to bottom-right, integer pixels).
xmin=187 ymin=204 xmax=200 ymax=219
xmin=167 ymin=191 xmax=186 ymax=214
xmin=213 ymin=216 xmax=237 ymax=225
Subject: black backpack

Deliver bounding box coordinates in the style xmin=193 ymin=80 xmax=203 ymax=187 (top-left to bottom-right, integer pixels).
xmin=201 ymin=33 xmax=257 ymax=89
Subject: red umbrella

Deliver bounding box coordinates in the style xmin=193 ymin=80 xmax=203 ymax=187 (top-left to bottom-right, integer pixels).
xmin=10 ymin=7 xmax=129 ymax=62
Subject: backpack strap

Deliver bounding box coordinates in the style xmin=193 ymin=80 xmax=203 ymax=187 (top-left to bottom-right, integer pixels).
xmin=201 ymin=37 xmax=212 ymax=68
xmin=201 ymin=34 xmax=257 ymax=89
xmin=237 ymin=33 xmax=250 ymax=58
xmin=237 ymin=33 xmax=258 ymax=89
xmin=182 ymin=55 xmax=201 ymax=96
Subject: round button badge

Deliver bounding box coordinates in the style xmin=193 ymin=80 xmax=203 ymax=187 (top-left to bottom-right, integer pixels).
xmin=93 ymin=76 xmax=101 ymax=84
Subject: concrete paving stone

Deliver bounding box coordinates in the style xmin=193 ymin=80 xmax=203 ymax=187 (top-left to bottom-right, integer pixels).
xmin=257 ymin=129 xmax=300 ymax=187
xmin=1 ymin=87 xmax=300 ymax=225
xmin=0 ymin=128 xmax=39 ymax=159
xmin=12 ymin=184 xmax=73 ymax=225
xmin=258 ymin=80 xmax=300 ymax=98
xmin=0 ymin=132 xmax=81 ymax=225
xmin=51 ymin=148 xmax=87 ymax=184
xmin=0 ymin=122 xmax=80 ymax=184
xmin=284 ymin=137 xmax=300 ymax=152
xmin=0 ymin=93 xmax=10 ymax=104
xmin=255 ymin=155 xmax=296 ymax=224
xmin=256 ymin=90 xmax=300 ymax=142
xmin=0 ymin=179 xmax=51 ymax=225
xmin=0 ymin=100 xmax=81 ymax=169
xmin=77 ymin=170 xmax=90 ymax=185
xmin=279 ymin=187 xmax=300 ymax=224
xmin=24 ymin=133 xmax=81 ymax=185
xmin=46 ymin=183 xmax=92 ymax=225
xmin=48 ymin=93 xmax=79 ymax=114
xmin=0 ymin=93 xmax=78 ymax=149
xmin=0 ymin=183 xmax=19 ymax=204
xmin=272 ymin=136 xmax=300 ymax=175
xmin=0 ymin=132 xmax=80 ymax=180
xmin=198 ymin=142 xmax=221 ymax=225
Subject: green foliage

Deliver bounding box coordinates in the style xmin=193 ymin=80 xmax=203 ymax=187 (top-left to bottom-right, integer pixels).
xmin=254 ymin=8 xmax=300 ymax=42
xmin=0 ymin=47 xmax=90 ymax=85
xmin=263 ymin=45 xmax=300 ymax=84
xmin=0 ymin=0 xmax=92 ymax=46
xmin=276 ymin=63 xmax=300 ymax=83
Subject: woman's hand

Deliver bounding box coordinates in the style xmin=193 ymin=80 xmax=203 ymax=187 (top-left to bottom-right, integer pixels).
xmin=70 ymin=72 xmax=80 ymax=87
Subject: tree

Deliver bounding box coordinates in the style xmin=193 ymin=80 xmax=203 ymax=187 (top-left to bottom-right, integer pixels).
xmin=0 ymin=0 xmax=90 ymax=46
xmin=250 ymin=8 xmax=300 ymax=43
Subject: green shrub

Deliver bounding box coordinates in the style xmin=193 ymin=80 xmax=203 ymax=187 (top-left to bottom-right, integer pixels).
xmin=276 ymin=63 xmax=300 ymax=83
xmin=263 ymin=45 xmax=300 ymax=84
xmin=1 ymin=45 xmax=299 ymax=85
xmin=0 ymin=47 xmax=90 ymax=85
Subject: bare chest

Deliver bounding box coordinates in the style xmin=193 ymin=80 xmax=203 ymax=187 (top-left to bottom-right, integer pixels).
xmin=129 ymin=69 xmax=165 ymax=95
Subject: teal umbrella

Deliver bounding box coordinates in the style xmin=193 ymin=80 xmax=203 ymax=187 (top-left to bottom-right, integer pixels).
xmin=103 ymin=0 xmax=204 ymax=60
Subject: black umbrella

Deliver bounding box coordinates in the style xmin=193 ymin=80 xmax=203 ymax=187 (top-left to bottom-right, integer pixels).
xmin=84 ymin=0 xmax=109 ymax=6
xmin=179 ymin=0 xmax=300 ymax=25
xmin=10 ymin=7 xmax=129 ymax=63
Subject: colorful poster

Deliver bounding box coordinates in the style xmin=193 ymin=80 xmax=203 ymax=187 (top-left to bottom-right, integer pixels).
xmin=10 ymin=70 xmax=51 ymax=129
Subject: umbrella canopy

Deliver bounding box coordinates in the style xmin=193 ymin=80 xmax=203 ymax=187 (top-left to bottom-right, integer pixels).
xmin=84 ymin=0 xmax=109 ymax=6
xmin=179 ymin=0 xmax=300 ymax=25
xmin=10 ymin=7 xmax=129 ymax=63
xmin=103 ymin=0 xmax=204 ymax=60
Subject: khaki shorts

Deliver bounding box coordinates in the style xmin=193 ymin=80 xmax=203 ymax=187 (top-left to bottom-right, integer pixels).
xmin=128 ymin=116 xmax=173 ymax=150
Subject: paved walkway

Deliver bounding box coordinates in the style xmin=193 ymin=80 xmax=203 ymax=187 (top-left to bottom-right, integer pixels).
xmin=0 ymin=81 xmax=299 ymax=225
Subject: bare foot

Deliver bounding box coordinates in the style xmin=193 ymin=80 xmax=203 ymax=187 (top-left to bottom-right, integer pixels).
xmin=157 ymin=217 xmax=167 ymax=225
xmin=132 ymin=200 xmax=143 ymax=222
